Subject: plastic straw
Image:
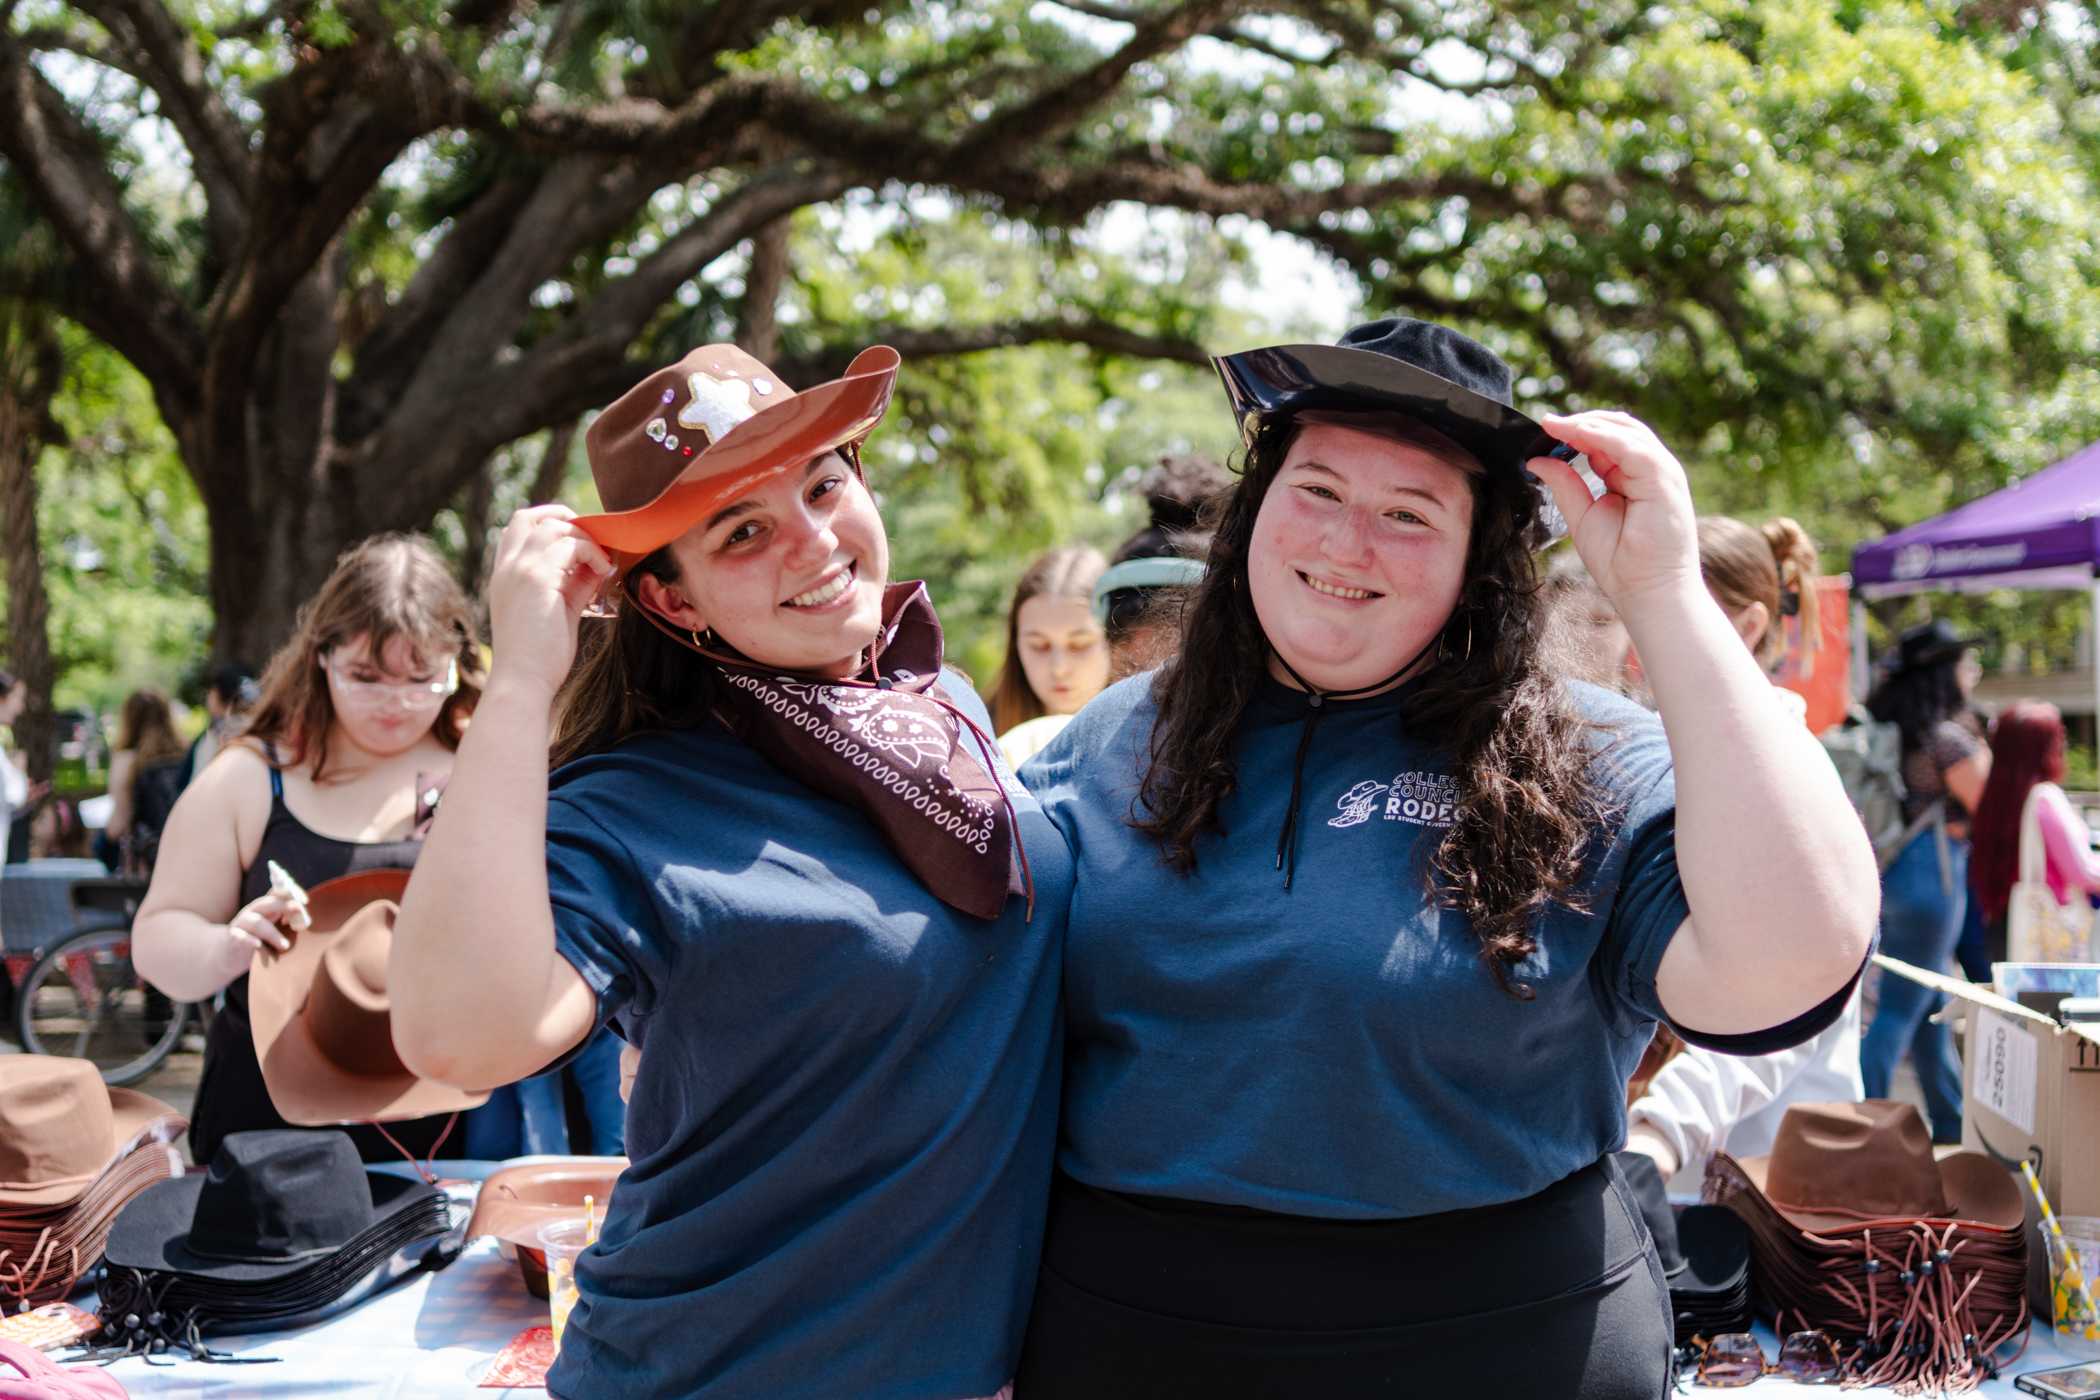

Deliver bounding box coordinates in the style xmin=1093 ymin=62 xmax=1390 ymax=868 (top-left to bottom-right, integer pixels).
xmin=2022 ymin=1160 xmax=2100 ymax=1341
xmin=584 ymin=1194 xmax=597 ymax=1248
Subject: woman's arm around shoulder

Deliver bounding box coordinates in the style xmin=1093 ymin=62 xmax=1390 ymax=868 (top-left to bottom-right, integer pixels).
xmin=104 ymin=749 xmax=136 ymax=841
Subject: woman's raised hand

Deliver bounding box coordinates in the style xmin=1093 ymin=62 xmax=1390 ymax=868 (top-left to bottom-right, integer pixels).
xmin=1526 ymin=411 xmax=1701 ymax=615
xmin=487 ymin=505 xmax=616 ymax=699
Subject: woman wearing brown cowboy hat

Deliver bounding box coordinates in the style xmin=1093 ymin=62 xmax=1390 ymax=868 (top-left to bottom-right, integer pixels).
xmin=1012 ymin=318 xmax=1881 ymax=1397
xmin=390 ymin=344 xmax=1069 ymax=1400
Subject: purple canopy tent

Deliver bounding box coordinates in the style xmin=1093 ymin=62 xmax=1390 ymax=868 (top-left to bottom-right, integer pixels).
xmin=1850 ymin=437 xmax=2100 ymax=718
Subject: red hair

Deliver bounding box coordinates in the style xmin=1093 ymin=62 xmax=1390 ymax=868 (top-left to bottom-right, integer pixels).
xmin=1970 ymin=700 xmax=2067 ymax=924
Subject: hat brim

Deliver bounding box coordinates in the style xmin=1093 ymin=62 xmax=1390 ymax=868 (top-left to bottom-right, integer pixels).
xmin=1731 ymin=1148 xmax=2026 ymax=1234
xmin=0 ymin=1085 xmax=185 ymax=1208
xmin=102 ymin=1167 xmax=441 ymax=1283
xmin=465 ymin=1158 xmax=627 ymax=1248
xmin=1670 ymin=1204 xmax=1751 ymax=1296
xmin=1212 ymin=343 xmax=1563 ymax=475
xmin=247 ymin=869 xmax=486 ymax=1126
xmin=575 ymin=345 xmax=900 ymax=565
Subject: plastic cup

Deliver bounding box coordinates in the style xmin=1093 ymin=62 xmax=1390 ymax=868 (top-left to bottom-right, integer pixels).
xmin=537 ymin=1218 xmax=591 ymax=1349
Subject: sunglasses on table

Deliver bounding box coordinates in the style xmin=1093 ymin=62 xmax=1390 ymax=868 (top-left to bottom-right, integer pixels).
xmin=1676 ymin=1331 xmax=1842 ymax=1388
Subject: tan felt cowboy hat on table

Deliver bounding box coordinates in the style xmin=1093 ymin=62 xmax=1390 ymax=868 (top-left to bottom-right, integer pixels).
xmin=0 ymin=1058 xmax=182 ymax=1210
xmin=573 ymin=343 xmax=900 ymax=576
xmin=465 ymin=1159 xmax=628 ymax=1249
xmin=248 ymin=869 xmax=487 ymax=1126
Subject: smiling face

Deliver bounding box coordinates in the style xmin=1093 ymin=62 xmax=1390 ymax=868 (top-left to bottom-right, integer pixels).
xmin=640 ymin=451 xmax=891 ymax=677
xmin=1015 ymin=594 xmax=1110 ymax=716
xmin=1247 ymin=419 xmax=1477 ymax=694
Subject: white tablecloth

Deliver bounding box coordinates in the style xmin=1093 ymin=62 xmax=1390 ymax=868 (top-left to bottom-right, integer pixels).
xmin=77 ymin=1157 xmax=2100 ymax=1397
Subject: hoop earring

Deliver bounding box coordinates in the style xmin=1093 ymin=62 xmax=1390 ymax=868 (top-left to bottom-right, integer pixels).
xmin=1438 ymin=618 xmax=1474 ymax=667
xmin=691 ymin=627 xmax=716 ymax=650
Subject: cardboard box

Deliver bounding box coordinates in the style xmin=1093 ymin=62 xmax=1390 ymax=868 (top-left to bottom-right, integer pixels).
xmin=1876 ymin=954 xmax=2100 ymax=1216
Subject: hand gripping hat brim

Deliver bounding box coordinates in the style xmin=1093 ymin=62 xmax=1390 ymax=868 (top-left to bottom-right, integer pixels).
xmin=574 ymin=343 xmax=900 ymax=568
xmin=247 ymin=869 xmax=487 ymax=1127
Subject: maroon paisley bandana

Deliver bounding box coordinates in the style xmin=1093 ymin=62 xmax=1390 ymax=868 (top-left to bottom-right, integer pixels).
xmin=700 ymin=582 xmax=1025 ymax=921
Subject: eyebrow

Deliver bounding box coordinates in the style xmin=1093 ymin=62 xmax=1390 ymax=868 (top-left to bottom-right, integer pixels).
xmin=704 ymin=455 xmax=832 ymax=533
xmin=1292 ymin=460 xmax=1449 ymax=511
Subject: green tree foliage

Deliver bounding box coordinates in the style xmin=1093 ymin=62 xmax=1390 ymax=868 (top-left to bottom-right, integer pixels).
xmin=0 ymin=0 xmax=2094 ymax=676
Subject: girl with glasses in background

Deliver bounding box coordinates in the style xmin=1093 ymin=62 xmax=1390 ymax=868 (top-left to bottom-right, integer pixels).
xmin=132 ymin=533 xmax=483 ymax=1165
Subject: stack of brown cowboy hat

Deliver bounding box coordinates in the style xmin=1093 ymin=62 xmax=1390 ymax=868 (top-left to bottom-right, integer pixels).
xmin=465 ymin=1158 xmax=627 ymax=1298
xmin=1705 ymin=1100 xmax=2029 ymax=1394
xmin=96 ymin=1129 xmax=457 ymax=1355
xmin=247 ymin=868 xmax=486 ymax=1128
xmin=0 ymin=1057 xmax=185 ymax=1307
xmin=1613 ymin=1152 xmax=1754 ymax=1344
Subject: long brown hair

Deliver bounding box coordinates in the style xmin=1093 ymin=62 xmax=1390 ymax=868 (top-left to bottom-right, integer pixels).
xmin=550 ymin=549 xmax=724 ymax=769
xmin=988 ymin=545 xmax=1107 ymax=733
xmin=114 ymin=690 xmax=186 ymax=766
xmin=1136 ymin=414 xmax=1611 ymax=996
xmin=239 ymin=534 xmax=484 ymax=781
xmin=1697 ymin=515 xmax=1821 ymax=669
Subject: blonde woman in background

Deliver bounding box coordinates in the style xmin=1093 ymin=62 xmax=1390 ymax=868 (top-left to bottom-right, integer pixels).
xmin=991 ymin=545 xmax=1112 ymax=769
xmin=105 ymin=690 xmax=191 ymax=879
xmin=1624 ymin=514 xmax=1865 ymax=1179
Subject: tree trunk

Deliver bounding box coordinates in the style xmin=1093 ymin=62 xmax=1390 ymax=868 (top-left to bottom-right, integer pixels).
xmin=736 ymin=219 xmax=792 ymax=365
xmin=0 ymin=312 xmax=60 ymax=784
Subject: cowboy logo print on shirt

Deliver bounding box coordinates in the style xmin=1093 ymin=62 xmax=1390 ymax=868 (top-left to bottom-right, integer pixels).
xmin=1327 ymin=772 xmax=1458 ymax=830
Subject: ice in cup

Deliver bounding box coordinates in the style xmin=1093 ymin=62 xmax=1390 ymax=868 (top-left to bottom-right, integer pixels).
xmin=538 ymin=1218 xmax=592 ymax=1349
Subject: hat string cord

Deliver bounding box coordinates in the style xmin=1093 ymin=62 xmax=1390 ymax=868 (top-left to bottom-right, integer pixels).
xmin=364 ymin=1112 xmax=459 ymax=1187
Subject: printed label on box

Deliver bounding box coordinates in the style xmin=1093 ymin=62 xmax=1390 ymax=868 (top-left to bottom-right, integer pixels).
xmin=1971 ymin=1008 xmax=2039 ymax=1136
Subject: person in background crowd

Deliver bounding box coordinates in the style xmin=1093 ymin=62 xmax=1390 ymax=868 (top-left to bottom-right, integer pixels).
xmin=990 ymin=545 xmax=1111 ymax=769
xmin=26 ymin=796 xmax=91 ymax=862
xmin=1623 ymin=514 xmax=1864 ymax=1180
xmin=1859 ymin=619 xmax=1990 ymax=1144
xmin=132 ymin=534 xmax=484 ymax=1167
xmin=1540 ymin=549 xmax=1635 ymax=695
xmin=0 ymin=671 xmax=37 ymax=864
xmin=179 ymin=663 xmax=259 ymax=789
xmin=104 ymin=690 xmax=190 ymax=879
xmin=1015 ymin=319 xmax=1878 ymax=1397
xmin=1097 ymin=454 xmax=1230 ymax=678
xmin=1969 ymin=700 xmax=2100 ymax=968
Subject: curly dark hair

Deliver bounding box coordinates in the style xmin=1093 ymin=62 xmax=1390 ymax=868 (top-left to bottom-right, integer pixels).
xmin=1135 ymin=415 xmax=1613 ymax=996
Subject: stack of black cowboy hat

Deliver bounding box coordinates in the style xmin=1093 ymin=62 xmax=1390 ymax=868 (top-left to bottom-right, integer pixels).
xmin=94 ymin=1130 xmax=459 ymax=1353
xmin=1614 ymin=1152 xmax=1754 ymax=1344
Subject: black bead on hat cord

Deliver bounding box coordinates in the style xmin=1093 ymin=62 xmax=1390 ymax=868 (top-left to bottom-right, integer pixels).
xmin=1268 ymin=626 xmax=1445 ymax=890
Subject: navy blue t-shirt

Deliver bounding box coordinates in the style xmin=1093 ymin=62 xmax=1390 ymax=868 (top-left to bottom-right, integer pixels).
xmin=545 ymin=677 xmax=1069 ymax=1399
xmin=1022 ymin=672 xmax=1694 ymax=1220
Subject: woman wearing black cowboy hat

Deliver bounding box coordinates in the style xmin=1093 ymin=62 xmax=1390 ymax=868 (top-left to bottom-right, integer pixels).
xmin=1014 ymin=317 xmax=1880 ymax=1397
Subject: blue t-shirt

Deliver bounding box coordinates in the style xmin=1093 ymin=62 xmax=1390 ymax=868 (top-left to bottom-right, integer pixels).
xmin=545 ymin=677 xmax=1069 ymax=1399
xmin=1021 ymin=672 xmax=1692 ymax=1220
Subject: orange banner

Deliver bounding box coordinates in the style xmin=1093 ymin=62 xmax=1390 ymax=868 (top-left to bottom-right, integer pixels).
xmin=1774 ymin=576 xmax=1851 ymax=733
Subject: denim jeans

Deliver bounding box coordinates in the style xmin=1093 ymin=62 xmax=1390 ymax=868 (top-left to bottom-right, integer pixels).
xmin=1860 ymin=825 xmax=1967 ymax=1143
xmin=459 ymin=1028 xmax=629 ymax=1158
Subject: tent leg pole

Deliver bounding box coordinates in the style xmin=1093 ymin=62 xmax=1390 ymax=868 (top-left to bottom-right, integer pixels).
xmin=1852 ymin=596 xmax=1869 ymax=710
xmin=2090 ymin=581 xmax=2100 ymax=765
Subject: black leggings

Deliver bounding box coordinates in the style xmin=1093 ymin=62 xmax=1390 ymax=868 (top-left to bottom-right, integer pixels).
xmin=1015 ymin=1156 xmax=1674 ymax=1399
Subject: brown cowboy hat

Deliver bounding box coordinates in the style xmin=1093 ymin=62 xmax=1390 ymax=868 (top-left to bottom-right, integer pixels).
xmin=574 ymin=343 xmax=900 ymax=574
xmin=464 ymin=1158 xmax=627 ymax=1248
xmin=0 ymin=1057 xmax=182 ymax=1208
xmin=1726 ymin=1100 xmax=2024 ymax=1235
xmin=248 ymin=869 xmax=488 ymax=1126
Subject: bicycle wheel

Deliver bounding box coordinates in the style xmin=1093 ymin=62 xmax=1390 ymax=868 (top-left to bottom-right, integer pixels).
xmin=14 ymin=921 xmax=192 ymax=1087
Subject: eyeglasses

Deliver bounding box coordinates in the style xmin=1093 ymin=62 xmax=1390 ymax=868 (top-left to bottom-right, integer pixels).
xmin=1677 ymin=1331 xmax=1842 ymax=1387
xmin=320 ymin=654 xmax=459 ymax=708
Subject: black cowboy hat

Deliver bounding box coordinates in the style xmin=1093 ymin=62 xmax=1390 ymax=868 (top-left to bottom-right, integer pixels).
xmin=1211 ymin=316 xmax=1581 ymax=544
xmin=1893 ymin=619 xmax=1985 ymax=674
xmin=103 ymin=1130 xmax=451 ymax=1286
